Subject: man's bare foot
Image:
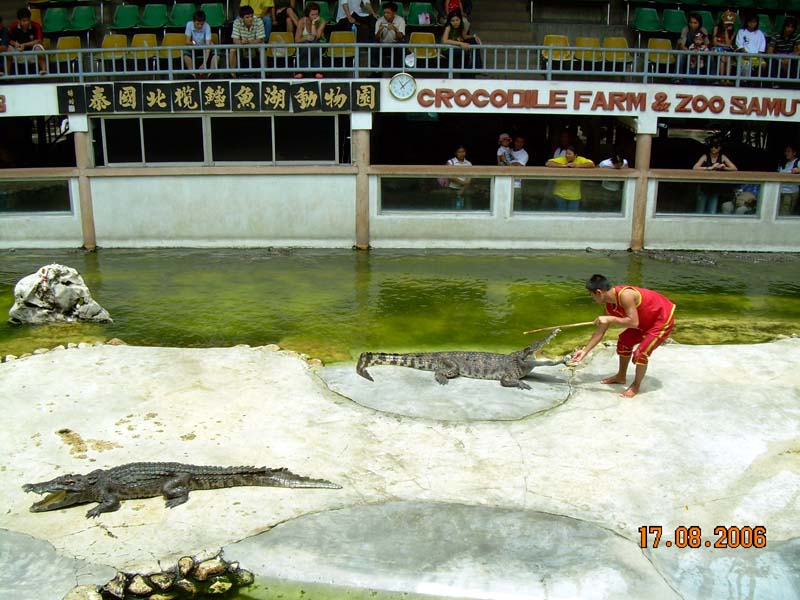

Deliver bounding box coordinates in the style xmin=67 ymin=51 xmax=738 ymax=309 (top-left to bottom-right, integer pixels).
xmin=620 ymin=386 xmax=639 ymax=398
xmin=601 ymin=375 xmax=626 ymax=385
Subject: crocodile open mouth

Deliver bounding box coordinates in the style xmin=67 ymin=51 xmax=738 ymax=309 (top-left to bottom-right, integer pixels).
xmin=29 ymin=490 xmax=72 ymax=512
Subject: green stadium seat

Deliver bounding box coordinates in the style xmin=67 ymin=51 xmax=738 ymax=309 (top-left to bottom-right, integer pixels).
xmin=313 ymin=1 xmax=333 ymax=23
xmin=67 ymin=6 xmax=98 ymax=33
xmin=109 ymin=5 xmax=140 ymax=30
xmin=694 ymin=10 xmax=715 ymax=35
xmin=407 ymin=2 xmax=435 ymax=25
xmin=757 ymin=13 xmax=773 ymax=34
xmin=139 ymin=4 xmax=169 ymax=28
xmin=662 ymin=9 xmax=687 ymax=34
xmin=773 ymin=14 xmax=787 ymax=35
xmin=169 ymin=3 xmax=197 ymax=28
xmin=42 ymin=7 xmax=70 ymax=34
xmin=631 ymin=7 xmax=663 ymax=32
xmin=755 ymin=0 xmax=781 ymax=9
xmin=200 ymin=3 xmax=227 ymax=27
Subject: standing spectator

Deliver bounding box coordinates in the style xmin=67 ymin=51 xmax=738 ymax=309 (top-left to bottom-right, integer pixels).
xmin=598 ymin=154 xmax=628 ymax=191
xmin=711 ymin=11 xmax=736 ymax=81
xmin=496 ymin=132 xmax=513 ymax=166
xmin=8 ymin=8 xmax=47 ymax=75
xmin=735 ymin=13 xmax=766 ymax=79
xmin=441 ymin=9 xmax=482 ymax=71
xmin=445 ymin=144 xmax=472 ymax=209
xmin=778 ymin=144 xmax=800 ymax=216
xmin=0 ymin=16 xmax=9 ymax=76
xmin=692 ymin=138 xmax=737 ymax=214
xmin=184 ymin=11 xmax=219 ymax=77
xmin=767 ymin=16 xmax=799 ymax=82
xmin=335 ymin=0 xmax=378 ymax=43
xmin=294 ymin=2 xmax=326 ymax=79
xmin=373 ymin=2 xmax=405 ymax=70
xmin=240 ymin=0 xmax=274 ymax=42
xmin=435 ymin=0 xmax=470 ymax=28
xmin=229 ymin=5 xmax=266 ymax=73
xmin=507 ymin=135 xmax=529 ymax=204
xmin=677 ymin=13 xmax=708 ymax=79
xmin=273 ymin=0 xmax=300 ymax=36
xmin=545 ymin=146 xmax=595 ymax=211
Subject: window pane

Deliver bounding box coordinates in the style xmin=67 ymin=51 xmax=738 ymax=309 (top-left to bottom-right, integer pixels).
xmin=380 ymin=177 xmax=491 ymax=211
xmin=0 ymin=180 xmax=71 ymax=213
xmin=143 ymin=118 xmax=204 ymax=163
xmin=275 ymin=116 xmax=335 ymax=162
xmin=657 ymin=181 xmax=760 ymax=215
xmin=514 ymin=179 xmax=624 ymax=213
xmin=210 ymin=117 xmax=272 ymax=162
xmin=105 ymin=118 xmax=142 ymax=164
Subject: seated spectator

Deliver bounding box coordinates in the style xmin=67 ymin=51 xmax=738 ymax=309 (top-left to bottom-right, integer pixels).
xmin=229 ymin=5 xmax=266 ymax=73
xmin=735 ymin=13 xmax=766 ymax=79
xmin=184 ymin=11 xmax=219 ymax=77
xmin=0 ymin=16 xmax=9 ymax=76
xmin=441 ymin=9 xmax=482 ymax=71
xmin=273 ymin=0 xmax=300 ymax=36
xmin=335 ymin=0 xmax=377 ymax=43
xmin=545 ymin=146 xmax=595 ymax=211
xmin=677 ymin=13 xmax=708 ymax=79
xmin=767 ymin=16 xmax=799 ymax=82
xmin=722 ymin=184 xmax=759 ymax=214
xmin=373 ymin=1 xmax=405 ymax=71
xmin=239 ymin=0 xmax=274 ymax=43
xmin=294 ymin=1 xmax=326 ymax=79
xmin=435 ymin=0 xmax=470 ymax=29
xmin=8 ymin=8 xmax=47 ymax=75
xmin=711 ymin=11 xmax=736 ymax=81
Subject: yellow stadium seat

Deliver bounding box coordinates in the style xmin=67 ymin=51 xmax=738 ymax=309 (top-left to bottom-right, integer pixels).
xmin=54 ymin=35 xmax=82 ymax=62
xmin=100 ymin=33 xmax=128 ymax=61
xmin=647 ymin=37 xmax=675 ymax=69
xmin=408 ymin=31 xmax=438 ymax=60
xmin=160 ymin=32 xmax=187 ymax=59
xmin=602 ymin=36 xmax=632 ymax=68
xmin=542 ymin=34 xmax=572 ymax=62
xmin=266 ymin=31 xmax=296 ymax=58
xmin=574 ymin=36 xmax=601 ymax=64
xmin=130 ymin=33 xmax=158 ymax=60
xmin=326 ymin=30 xmax=356 ymax=59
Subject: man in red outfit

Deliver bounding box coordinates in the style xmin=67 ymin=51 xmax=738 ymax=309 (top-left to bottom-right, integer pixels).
xmin=570 ymin=274 xmax=676 ymax=398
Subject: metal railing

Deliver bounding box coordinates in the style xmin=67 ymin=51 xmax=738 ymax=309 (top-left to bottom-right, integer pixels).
xmin=2 ymin=42 xmax=799 ymax=87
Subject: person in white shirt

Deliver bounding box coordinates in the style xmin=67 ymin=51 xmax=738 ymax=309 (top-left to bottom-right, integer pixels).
xmin=505 ymin=136 xmax=529 ymax=204
xmin=735 ymin=14 xmax=766 ymax=78
xmin=778 ymin=143 xmax=800 ymax=216
xmin=183 ymin=11 xmax=219 ymax=75
xmin=336 ymin=0 xmax=377 ymax=42
xmin=598 ymin=154 xmax=629 ymax=192
xmin=445 ymin=145 xmax=472 ymax=209
xmin=373 ymin=2 xmax=405 ymax=70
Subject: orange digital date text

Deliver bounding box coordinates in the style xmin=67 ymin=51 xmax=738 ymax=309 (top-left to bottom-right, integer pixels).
xmin=638 ymin=525 xmax=766 ymax=549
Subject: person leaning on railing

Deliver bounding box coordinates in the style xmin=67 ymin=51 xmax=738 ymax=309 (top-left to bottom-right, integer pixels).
xmin=766 ymin=16 xmax=800 ymax=84
xmin=778 ymin=143 xmax=800 ymax=216
xmin=441 ymin=9 xmax=482 ymax=71
xmin=545 ymin=146 xmax=595 ymax=212
xmin=229 ymin=5 xmax=266 ymax=74
xmin=692 ymin=137 xmax=737 ymax=214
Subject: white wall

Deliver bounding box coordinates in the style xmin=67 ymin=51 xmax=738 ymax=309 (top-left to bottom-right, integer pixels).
xmin=0 ymin=180 xmax=83 ymax=248
xmin=89 ymin=175 xmax=357 ymax=247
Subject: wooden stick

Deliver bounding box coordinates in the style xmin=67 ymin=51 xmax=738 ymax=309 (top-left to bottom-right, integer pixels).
xmin=523 ymin=321 xmax=595 ymax=335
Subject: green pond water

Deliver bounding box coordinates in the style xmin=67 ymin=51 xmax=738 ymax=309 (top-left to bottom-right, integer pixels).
xmin=1 ymin=248 xmax=799 ymax=360
xmin=2 ymin=248 xmax=799 ymax=600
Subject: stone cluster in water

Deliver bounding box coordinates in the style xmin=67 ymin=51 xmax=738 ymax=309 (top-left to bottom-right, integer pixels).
xmin=65 ymin=553 xmax=254 ymax=600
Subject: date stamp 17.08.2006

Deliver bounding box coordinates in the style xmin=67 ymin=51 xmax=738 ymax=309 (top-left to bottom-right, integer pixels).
xmin=638 ymin=525 xmax=766 ymax=549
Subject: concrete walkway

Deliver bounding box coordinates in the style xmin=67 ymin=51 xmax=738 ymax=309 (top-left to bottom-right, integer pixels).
xmin=0 ymin=339 xmax=798 ymax=599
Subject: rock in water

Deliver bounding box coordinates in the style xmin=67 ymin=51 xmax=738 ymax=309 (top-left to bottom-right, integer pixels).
xmin=8 ymin=264 xmax=112 ymax=325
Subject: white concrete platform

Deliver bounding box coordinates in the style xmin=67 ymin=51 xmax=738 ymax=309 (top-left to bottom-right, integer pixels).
xmin=0 ymin=339 xmax=798 ymax=600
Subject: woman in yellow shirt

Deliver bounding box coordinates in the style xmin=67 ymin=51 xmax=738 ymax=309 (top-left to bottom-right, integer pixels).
xmin=545 ymin=146 xmax=595 ymax=211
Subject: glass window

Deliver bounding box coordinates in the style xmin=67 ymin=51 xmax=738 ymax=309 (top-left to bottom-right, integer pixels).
xmin=0 ymin=180 xmax=71 ymax=213
xmin=274 ymin=116 xmax=335 ymax=162
xmin=211 ymin=117 xmax=272 ymax=163
xmin=143 ymin=118 xmax=204 ymax=163
xmin=657 ymin=181 xmax=760 ymax=215
xmin=514 ymin=179 xmax=624 ymax=213
xmin=104 ymin=118 xmax=142 ymax=164
xmin=380 ymin=177 xmax=491 ymax=211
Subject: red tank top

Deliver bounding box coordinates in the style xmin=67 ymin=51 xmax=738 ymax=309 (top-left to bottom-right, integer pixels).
xmin=605 ymin=285 xmax=675 ymax=330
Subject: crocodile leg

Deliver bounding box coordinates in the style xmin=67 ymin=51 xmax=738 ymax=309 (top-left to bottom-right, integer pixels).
xmin=86 ymin=493 xmax=122 ymax=518
xmin=500 ymin=376 xmax=531 ymax=390
xmin=162 ymin=473 xmax=192 ymax=508
xmin=434 ymin=358 xmax=460 ymax=385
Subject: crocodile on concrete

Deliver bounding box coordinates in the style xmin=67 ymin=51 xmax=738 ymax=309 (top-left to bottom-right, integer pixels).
xmin=356 ymin=329 xmax=565 ymax=390
xmin=23 ymin=462 xmax=342 ymax=518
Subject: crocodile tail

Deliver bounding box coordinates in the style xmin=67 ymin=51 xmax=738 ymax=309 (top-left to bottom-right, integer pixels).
xmin=356 ymin=352 xmax=374 ymax=381
xmin=264 ymin=467 xmax=342 ymax=489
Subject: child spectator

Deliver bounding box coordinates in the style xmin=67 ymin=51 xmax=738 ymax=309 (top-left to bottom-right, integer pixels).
xmin=445 ymin=145 xmax=472 ymax=209
xmin=735 ymin=13 xmax=766 ymax=78
xmin=689 ymin=30 xmax=709 ymax=73
xmin=496 ymin=133 xmax=514 ymax=166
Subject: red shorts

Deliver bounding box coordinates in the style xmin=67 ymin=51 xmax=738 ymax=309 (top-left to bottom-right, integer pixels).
xmin=617 ymin=309 xmax=676 ymax=365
